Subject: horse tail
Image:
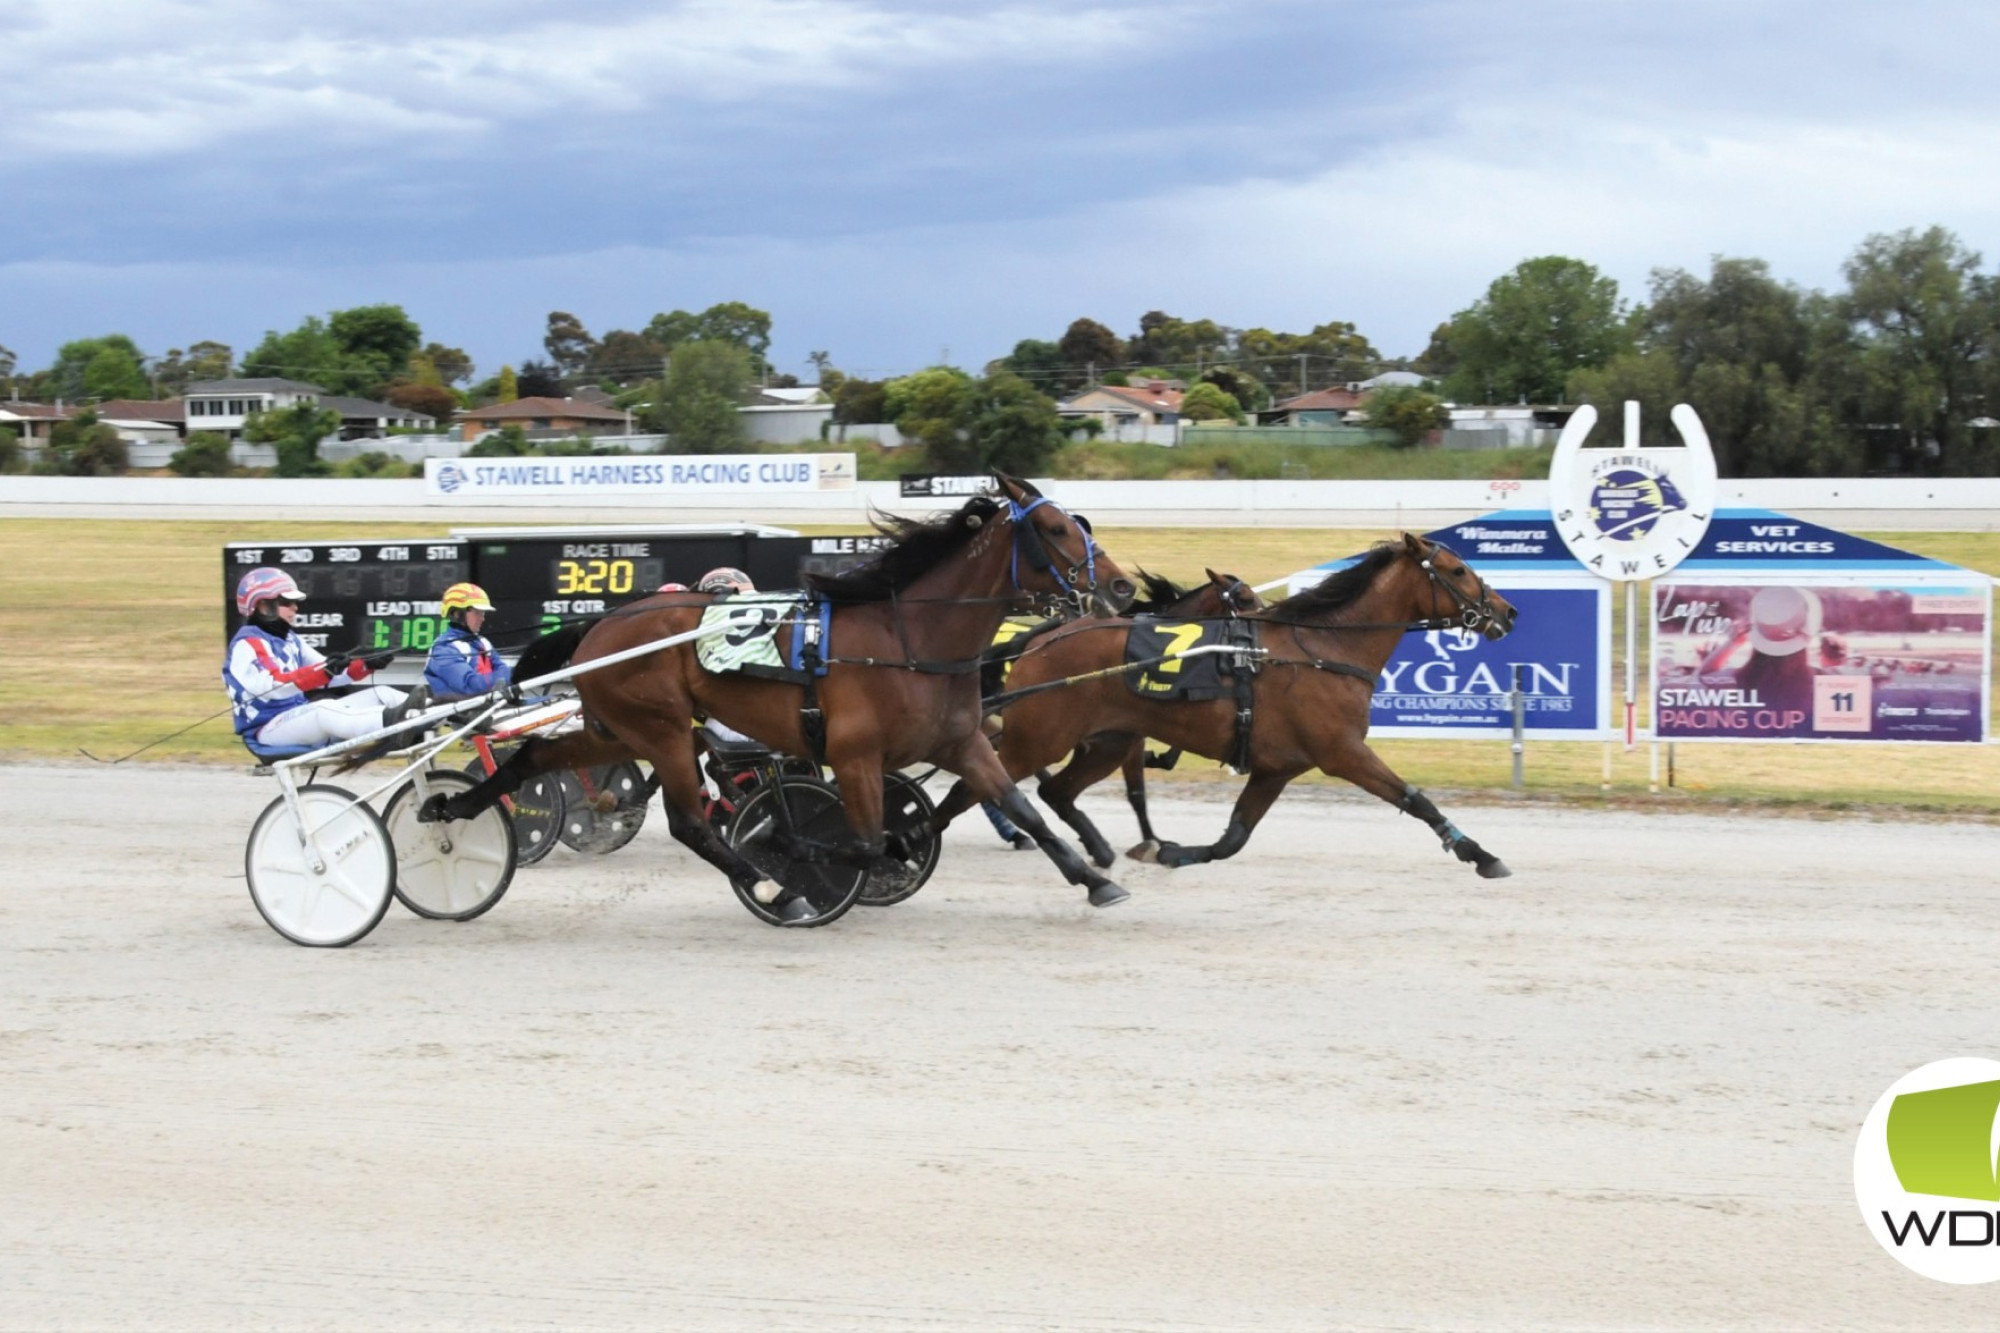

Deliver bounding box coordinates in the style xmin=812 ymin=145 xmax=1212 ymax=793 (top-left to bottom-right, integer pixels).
xmin=513 ymin=620 xmax=594 ymax=686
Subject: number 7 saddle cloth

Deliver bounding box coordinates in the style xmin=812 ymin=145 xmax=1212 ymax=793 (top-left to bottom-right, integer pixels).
xmin=1123 ymin=616 xmax=1261 ymax=701
xmin=695 ymin=593 xmax=834 ymax=683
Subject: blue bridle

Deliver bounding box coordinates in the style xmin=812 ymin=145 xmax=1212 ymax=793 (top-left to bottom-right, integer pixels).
xmin=1007 ymin=495 xmax=1102 ymax=613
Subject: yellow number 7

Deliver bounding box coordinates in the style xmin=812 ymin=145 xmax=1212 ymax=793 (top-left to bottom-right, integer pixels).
xmin=1153 ymin=622 xmax=1205 ymax=673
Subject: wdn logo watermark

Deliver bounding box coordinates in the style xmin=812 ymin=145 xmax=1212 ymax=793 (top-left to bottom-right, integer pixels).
xmin=1856 ymin=1058 xmax=2000 ymax=1283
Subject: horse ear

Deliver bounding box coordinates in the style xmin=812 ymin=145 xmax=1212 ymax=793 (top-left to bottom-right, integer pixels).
xmin=1205 ymin=567 xmax=1223 ymax=583
xmin=994 ymin=472 xmax=1026 ymax=503
xmin=1402 ymin=532 xmax=1429 ymax=558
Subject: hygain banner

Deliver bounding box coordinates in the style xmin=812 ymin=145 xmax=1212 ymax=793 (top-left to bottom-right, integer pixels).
xmin=1548 ymin=403 xmax=1717 ymax=580
xmin=1857 ymin=1058 xmax=2000 ymax=1283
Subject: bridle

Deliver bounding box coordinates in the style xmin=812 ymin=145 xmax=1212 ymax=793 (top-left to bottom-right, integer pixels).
xmin=1417 ymin=544 xmax=1506 ymax=634
xmin=1007 ymin=495 xmax=1105 ymax=616
xmin=1218 ymin=576 xmax=1259 ymax=617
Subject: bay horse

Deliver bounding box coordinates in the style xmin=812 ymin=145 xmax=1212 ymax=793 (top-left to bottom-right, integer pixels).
xmin=932 ymin=534 xmax=1518 ymax=877
xmin=985 ymin=569 xmax=1263 ymax=868
xmin=420 ymin=476 xmax=1139 ymax=923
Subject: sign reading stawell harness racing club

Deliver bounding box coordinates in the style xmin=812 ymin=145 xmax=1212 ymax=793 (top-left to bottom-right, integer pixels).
xmin=1548 ymin=402 xmax=1717 ymax=580
xmin=425 ymin=453 xmax=856 ymax=498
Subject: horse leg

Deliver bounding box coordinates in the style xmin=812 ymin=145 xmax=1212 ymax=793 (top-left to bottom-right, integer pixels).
xmin=1152 ymin=769 xmax=1296 ymax=869
xmin=824 ymin=754 xmax=891 ymax=870
xmin=1324 ymin=742 xmax=1511 ymax=879
xmin=928 ymin=777 xmax=978 ymax=834
xmin=420 ymin=729 xmax=627 ymax=822
xmin=1034 ymin=734 xmax=1130 ymax=870
xmin=1123 ymin=743 xmax=1162 ymax=862
xmin=634 ymin=729 xmax=799 ymax=914
xmin=942 ymin=731 xmax=1129 ymax=908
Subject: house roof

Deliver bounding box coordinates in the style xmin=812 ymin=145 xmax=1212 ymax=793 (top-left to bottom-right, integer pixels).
xmin=0 ymin=402 xmax=71 ymax=420
xmin=94 ymin=398 xmax=185 ymax=422
xmin=1274 ymin=387 xmax=1362 ymax=412
xmin=753 ymin=386 xmax=832 ymax=406
xmin=458 ymin=396 xmax=630 ymax=423
xmin=185 ymin=378 xmax=325 ymax=395
xmin=1062 ymin=382 xmax=1185 ymax=414
xmin=321 ymin=395 xmax=430 ymax=421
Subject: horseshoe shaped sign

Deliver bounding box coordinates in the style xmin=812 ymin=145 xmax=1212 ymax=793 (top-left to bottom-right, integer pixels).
xmin=1548 ymin=401 xmax=1718 ymax=581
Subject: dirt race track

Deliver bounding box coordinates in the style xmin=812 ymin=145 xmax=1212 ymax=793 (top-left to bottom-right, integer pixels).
xmin=3 ymin=761 xmax=1995 ymax=1330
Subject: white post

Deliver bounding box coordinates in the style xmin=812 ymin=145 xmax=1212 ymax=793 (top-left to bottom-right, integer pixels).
xmin=1622 ymin=400 xmax=1640 ymax=752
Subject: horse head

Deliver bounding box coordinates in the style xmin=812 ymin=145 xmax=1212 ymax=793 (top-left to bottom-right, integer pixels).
xmin=995 ymin=474 xmax=1135 ymax=615
xmin=1399 ymin=533 xmax=1516 ymax=641
xmin=1202 ymin=568 xmax=1263 ymax=617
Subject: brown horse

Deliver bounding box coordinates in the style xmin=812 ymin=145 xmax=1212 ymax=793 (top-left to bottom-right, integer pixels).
xmin=933 ymin=534 xmax=1518 ymax=877
xmin=987 ymin=568 xmax=1263 ymax=868
xmin=421 ymin=476 xmax=1138 ymax=923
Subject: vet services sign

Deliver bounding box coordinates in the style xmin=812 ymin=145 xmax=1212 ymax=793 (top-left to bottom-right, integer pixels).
xmin=425 ymin=453 xmax=856 ymax=498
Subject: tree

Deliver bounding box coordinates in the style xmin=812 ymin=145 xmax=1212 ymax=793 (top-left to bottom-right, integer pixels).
xmin=386 ymin=382 xmax=458 ymax=423
xmin=591 ymin=329 xmax=667 ymax=385
xmin=327 ymin=304 xmax=422 ymax=390
xmin=1441 ymin=256 xmax=1630 ymax=404
xmin=1126 ymin=311 xmax=1230 ymax=372
xmin=0 ymin=344 xmax=14 ymax=395
xmin=0 ymin=425 xmax=22 ymax=474
xmin=47 ymin=335 xmax=148 ymax=402
xmin=543 ymin=311 xmax=598 ymax=381
xmin=1200 ymin=365 xmax=1269 ymax=414
xmin=1364 ymin=385 xmax=1450 ymax=449
xmin=1235 ymin=322 xmax=1378 ymax=395
xmin=808 ymin=350 xmax=834 ymax=383
xmin=241 ymin=317 xmax=360 ymax=393
xmin=468 ymin=424 xmax=531 ymax=457
xmin=944 ymin=372 xmax=1066 ymax=474
xmin=497 ymin=365 xmax=519 ymax=403
xmin=169 ymin=430 xmax=233 ymax=477
xmin=832 ymin=378 xmax=888 ymax=425
xmin=1840 ymin=226 xmax=1998 ymax=475
xmin=1179 ymin=382 xmax=1244 ymax=423
xmin=244 ymin=401 xmax=341 ymax=477
xmin=883 ymin=366 xmax=975 ymax=454
xmin=659 ymin=341 xmax=753 ymax=452
xmin=991 ymin=338 xmax=1065 ymax=391
xmin=39 ymin=409 xmax=127 ymax=475
xmin=1056 ymin=318 xmax=1123 ymax=386
xmin=1413 ymin=323 xmax=1459 ymax=380
xmin=153 ymin=341 xmax=233 ymax=395
xmin=644 ymin=302 xmax=774 ymax=368
xmin=1569 ymin=256 xmax=1857 ymax=476
xmin=516 ymin=359 xmax=563 ymax=398
xmin=419 ymin=342 xmax=474 ymax=386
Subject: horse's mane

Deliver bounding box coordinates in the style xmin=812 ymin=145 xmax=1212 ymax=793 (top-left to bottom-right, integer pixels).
xmin=1128 ymin=570 xmax=1187 ymax=614
xmin=1257 ymin=542 xmax=1404 ymax=620
xmin=804 ymin=489 xmax=1024 ymax=602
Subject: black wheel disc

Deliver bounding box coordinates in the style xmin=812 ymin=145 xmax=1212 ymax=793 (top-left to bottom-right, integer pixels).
xmin=725 ymin=777 xmax=864 ymax=927
xmin=556 ymin=762 xmax=649 ymax=854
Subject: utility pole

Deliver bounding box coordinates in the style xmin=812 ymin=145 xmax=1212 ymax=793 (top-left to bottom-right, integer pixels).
xmin=1297 ymin=353 xmax=1308 ymax=397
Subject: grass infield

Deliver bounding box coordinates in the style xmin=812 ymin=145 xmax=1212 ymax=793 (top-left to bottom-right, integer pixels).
xmin=4 ymin=517 xmax=1998 ymax=816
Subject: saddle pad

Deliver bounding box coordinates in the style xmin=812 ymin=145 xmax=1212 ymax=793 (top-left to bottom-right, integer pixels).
xmin=1123 ymin=617 xmax=1254 ymax=702
xmin=696 ymin=594 xmax=831 ymax=680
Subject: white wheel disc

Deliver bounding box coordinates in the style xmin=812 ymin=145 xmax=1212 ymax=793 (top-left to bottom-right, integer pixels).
xmin=245 ymin=785 xmax=396 ymax=947
xmin=384 ymin=771 xmax=517 ymax=921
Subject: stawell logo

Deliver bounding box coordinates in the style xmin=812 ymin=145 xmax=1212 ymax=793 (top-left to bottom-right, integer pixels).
xmin=1855 ymin=1058 xmax=2000 ymax=1283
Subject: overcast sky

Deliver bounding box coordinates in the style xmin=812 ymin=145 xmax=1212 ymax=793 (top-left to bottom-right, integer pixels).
xmin=4 ymin=0 xmax=1998 ymax=384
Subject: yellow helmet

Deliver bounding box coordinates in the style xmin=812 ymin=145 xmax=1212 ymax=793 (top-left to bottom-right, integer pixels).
xmin=440 ymin=582 xmax=496 ymax=614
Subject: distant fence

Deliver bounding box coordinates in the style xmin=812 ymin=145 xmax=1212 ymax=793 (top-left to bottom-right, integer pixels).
xmin=1182 ymin=425 xmax=1398 ymax=449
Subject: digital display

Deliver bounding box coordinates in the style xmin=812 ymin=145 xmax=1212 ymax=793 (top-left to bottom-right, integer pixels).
xmin=223 ymin=540 xmax=469 ymax=655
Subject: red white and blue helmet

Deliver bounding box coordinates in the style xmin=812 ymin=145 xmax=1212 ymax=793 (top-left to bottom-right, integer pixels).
xmin=236 ymin=567 xmax=305 ymax=617
xmin=695 ymin=566 xmax=754 ymax=594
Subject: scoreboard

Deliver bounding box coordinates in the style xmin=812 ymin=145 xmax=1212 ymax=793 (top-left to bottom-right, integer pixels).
xmin=225 ymin=527 xmax=895 ymax=662
xmin=460 ymin=528 xmax=896 ymax=644
xmin=222 ymin=539 xmax=470 ymax=660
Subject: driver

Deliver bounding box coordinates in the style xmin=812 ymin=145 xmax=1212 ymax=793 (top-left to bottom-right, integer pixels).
xmin=425 ymin=582 xmax=513 ymax=701
xmin=225 ymin=567 xmax=419 ymax=750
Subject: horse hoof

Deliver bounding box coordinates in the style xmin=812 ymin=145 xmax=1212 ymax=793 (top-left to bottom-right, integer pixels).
xmin=1126 ymin=840 xmax=1159 ymax=863
xmin=777 ymin=897 xmax=820 ymax=924
xmin=750 ymin=878 xmax=783 ymax=904
xmin=1477 ymin=859 xmax=1513 ymax=880
xmin=1088 ymin=881 xmax=1130 ymax=908
xmin=417 ymin=794 xmax=453 ymax=824
xmin=589 ymin=791 xmax=618 ymax=814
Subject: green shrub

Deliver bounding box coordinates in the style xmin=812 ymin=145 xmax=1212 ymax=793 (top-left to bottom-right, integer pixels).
xmin=333 ymin=451 xmax=418 ymax=478
xmin=168 ymin=431 xmax=233 ymax=477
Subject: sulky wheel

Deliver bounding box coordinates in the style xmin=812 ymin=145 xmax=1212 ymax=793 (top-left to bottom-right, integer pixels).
xmin=464 ymin=758 xmax=564 ymax=867
xmin=556 ymin=762 xmax=649 ymax=855
xmin=383 ymin=770 xmax=517 ymax=921
xmin=859 ymin=771 xmax=943 ymax=907
xmin=244 ymin=784 xmax=397 ymax=947
xmin=725 ymin=776 xmax=865 ymax=928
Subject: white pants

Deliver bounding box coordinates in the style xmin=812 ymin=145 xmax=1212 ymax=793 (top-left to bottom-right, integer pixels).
xmin=254 ymin=686 xmax=408 ymax=748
